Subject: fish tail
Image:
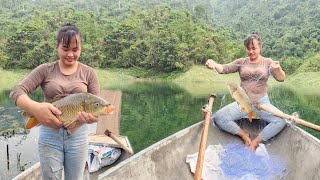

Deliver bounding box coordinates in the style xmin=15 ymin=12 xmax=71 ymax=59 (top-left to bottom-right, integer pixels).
xmin=248 ymin=112 xmax=253 ymax=123
xmin=252 ymin=111 xmax=258 ymax=119
xmin=25 ymin=117 xmax=39 ymax=129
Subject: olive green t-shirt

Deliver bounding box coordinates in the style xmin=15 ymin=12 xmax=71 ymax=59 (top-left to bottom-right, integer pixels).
xmin=10 ymin=61 xmax=100 ymax=103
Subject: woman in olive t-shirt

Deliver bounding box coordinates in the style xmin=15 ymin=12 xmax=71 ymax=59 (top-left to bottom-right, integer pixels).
xmin=205 ymin=32 xmax=286 ymax=151
xmin=10 ymin=23 xmax=100 ymax=180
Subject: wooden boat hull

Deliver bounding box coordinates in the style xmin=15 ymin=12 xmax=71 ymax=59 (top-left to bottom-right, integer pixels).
xmin=99 ymin=120 xmax=320 ymax=180
xmin=12 ymin=142 xmax=131 ymax=180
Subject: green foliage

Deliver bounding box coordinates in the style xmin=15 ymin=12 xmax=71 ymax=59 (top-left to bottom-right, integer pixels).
xmin=4 ymin=19 xmax=55 ymax=68
xmin=281 ymin=56 xmax=303 ymax=75
xmin=213 ymin=0 xmax=320 ymax=62
xmin=297 ymin=53 xmax=320 ymax=73
xmin=0 ymin=0 xmax=318 ymax=75
xmin=102 ymin=7 xmax=236 ymax=72
xmin=0 ymin=50 xmax=8 ymax=68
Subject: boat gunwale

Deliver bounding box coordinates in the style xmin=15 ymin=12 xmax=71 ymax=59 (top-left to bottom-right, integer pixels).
xmin=289 ymin=124 xmax=320 ymax=143
xmin=98 ymin=121 xmax=203 ymax=179
xmin=12 ymin=162 xmax=41 ymax=180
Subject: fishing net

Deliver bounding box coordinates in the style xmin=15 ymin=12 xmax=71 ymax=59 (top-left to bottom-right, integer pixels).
xmin=219 ymin=143 xmax=286 ymax=180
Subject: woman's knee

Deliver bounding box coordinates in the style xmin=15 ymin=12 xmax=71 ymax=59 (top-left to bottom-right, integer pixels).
xmin=273 ymin=117 xmax=287 ymax=128
xmin=278 ymin=120 xmax=287 ymax=130
xmin=213 ymin=112 xmax=225 ymax=126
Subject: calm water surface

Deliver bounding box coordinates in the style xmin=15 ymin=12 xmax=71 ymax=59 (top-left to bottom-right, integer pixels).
xmin=0 ymin=81 xmax=319 ymax=179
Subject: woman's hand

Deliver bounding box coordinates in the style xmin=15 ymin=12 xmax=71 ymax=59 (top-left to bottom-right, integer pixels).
xmin=271 ymin=61 xmax=281 ymax=69
xmin=271 ymin=61 xmax=286 ymax=81
xmin=205 ymin=59 xmax=224 ymax=73
xmin=31 ymin=102 xmax=63 ymax=129
xmin=77 ymin=112 xmax=99 ymax=124
xmin=205 ymin=59 xmax=217 ymax=70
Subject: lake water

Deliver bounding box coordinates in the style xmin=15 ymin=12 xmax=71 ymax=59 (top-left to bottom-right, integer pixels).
xmin=1 ymin=80 xmax=319 ymax=179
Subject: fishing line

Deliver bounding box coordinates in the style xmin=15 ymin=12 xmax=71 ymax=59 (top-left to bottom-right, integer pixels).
xmin=249 ymin=65 xmax=273 ymax=82
xmin=212 ymin=63 xmax=273 ymax=85
xmin=219 ymin=94 xmax=226 ymax=109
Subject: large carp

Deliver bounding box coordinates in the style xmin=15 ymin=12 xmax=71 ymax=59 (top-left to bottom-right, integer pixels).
xmin=23 ymin=93 xmax=114 ymax=130
xmin=226 ymin=82 xmax=257 ymax=122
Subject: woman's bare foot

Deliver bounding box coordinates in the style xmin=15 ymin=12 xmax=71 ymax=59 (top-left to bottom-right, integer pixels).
xmin=238 ymin=129 xmax=251 ymax=146
xmin=248 ymin=136 xmax=262 ymax=152
xmin=248 ymin=142 xmax=258 ymax=151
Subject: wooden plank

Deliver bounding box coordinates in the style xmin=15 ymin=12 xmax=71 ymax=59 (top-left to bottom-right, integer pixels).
xmin=88 ymin=134 xmax=132 ymax=151
xmin=88 ymin=90 xmax=122 ymax=136
xmin=97 ymin=90 xmax=122 ymax=136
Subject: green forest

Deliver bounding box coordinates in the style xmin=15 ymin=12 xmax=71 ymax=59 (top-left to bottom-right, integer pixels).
xmin=0 ymin=0 xmax=319 ymax=74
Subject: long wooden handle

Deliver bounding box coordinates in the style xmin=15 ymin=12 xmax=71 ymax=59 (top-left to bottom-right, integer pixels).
xmin=254 ymin=102 xmax=320 ymax=131
xmin=104 ymin=129 xmax=134 ymax=155
xmin=194 ymin=93 xmax=216 ymax=180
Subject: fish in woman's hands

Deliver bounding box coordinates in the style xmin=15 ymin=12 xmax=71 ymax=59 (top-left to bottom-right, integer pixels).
xmin=22 ymin=93 xmax=114 ymax=132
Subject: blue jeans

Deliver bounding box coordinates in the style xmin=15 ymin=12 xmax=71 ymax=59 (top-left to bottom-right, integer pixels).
xmin=38 ymin=124 xmax=88 ymax=180
xmin=213 ymin=95 xmax=286 ymax=141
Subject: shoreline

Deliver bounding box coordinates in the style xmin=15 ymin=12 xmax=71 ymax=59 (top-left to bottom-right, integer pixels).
xmin=1 ymin=66 xmax=320 ymax=94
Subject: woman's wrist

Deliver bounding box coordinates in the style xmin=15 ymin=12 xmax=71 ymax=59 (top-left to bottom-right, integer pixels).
xmin=215 ymin=63 xmax=223 ymax=73
xmin=272 ymin=67 xmax=286 ymax=81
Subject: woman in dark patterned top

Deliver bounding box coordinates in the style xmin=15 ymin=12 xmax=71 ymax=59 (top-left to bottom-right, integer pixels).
xmin=10 ymin=23 xmax=100 ymax=179
xmin=205 ymin=32 xmax=286 ymax=151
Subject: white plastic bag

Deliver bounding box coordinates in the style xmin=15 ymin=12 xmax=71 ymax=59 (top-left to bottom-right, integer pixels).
xmin=87 ymin=145 xmax=122 ymax=173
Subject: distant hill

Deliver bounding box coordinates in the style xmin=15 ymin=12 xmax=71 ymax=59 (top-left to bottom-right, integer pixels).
xmin=0 ymin=0 xmax=319 ymax=73
xmin=212 ymin=0 xmax=320 ymax=60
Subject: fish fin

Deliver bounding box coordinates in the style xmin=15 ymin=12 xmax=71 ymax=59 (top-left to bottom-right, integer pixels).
xmin=25 ymin=117 xmax=39 ymax=129
xmin=65 ymin=121 xmax=77 ymax=129
xmin=22 ymin=111 xmax=32 ymax=118
xmin=66 ymin=122 xmax=83 ymax=134
xmin=248 ymin=112 xmax=253 ymax=123
xmin=48 ymin=94 xmax=69 ymax=103
xmin=252 ymin=111 xmax=258 ymax=119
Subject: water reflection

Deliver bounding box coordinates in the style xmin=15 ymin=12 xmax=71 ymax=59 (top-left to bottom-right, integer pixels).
xmin=0 ymin=89 xmax=43 ymax=134
xmin=119 ymin=81 xmax=210 ymax=152
xmin=0 ymin=81 xmax=319 ymax=179
xmin=0 ymin=127 xmax=39 ymax=179
xmin=268 ymin=85 xmax=320 ymax=137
